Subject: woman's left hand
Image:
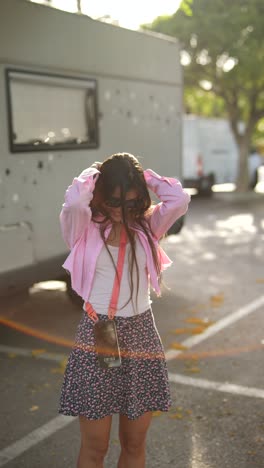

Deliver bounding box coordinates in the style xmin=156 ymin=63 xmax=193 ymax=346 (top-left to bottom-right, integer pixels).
xmin=91 ymin=161 xmax=102 ymax=170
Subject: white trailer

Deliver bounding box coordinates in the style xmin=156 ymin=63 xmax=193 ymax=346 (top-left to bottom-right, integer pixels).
xmin=183 ymin=115 xmax=240 ymax=194
xmin=0 ymin=0 xmax=183 ymax=297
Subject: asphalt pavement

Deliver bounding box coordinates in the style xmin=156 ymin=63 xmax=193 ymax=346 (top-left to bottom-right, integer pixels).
xmin=0 ymin=191 xmax=263 ymax=468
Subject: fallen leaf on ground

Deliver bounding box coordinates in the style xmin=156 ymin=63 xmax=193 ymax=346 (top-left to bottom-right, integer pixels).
xmin=185 ymin=367 xmax=201 ymax=374
xmin=210 ymin=294 xmax=224 ymax=307
xmin=169 ymin=342 xmax=188 ymax=350
xmin=190 ymin=327 xmax=205 ymax=334
xmin=190 ymin=326 xmax=212 ymax=334
xmin=169 ymin=413 xmax=183 ymax=419
xmin=183 ymin=354 xmax=199 ymax=362
xmin=152 ymin=411 xmax=163 ymax=417
xmin=31 ymin=349 xmax=46 ymax=357
xmin=186 ymin=305 xmax=209 ymax=313
xmin=169 ymin=407 xmax=192 ymax=418
xmin=29 ymin=405 xmax=39 ymax=412
xmin=8 ymin=353 xmax=17 ymax=358
xmin=171 ymin=328 xmax=193 ymax=335
xmin=185 ymin=360 xmax=195 ymax=367
xmin=185 ymin=317 xmax=214 ymax=327
xmin=51 ymin=357 xmax=67 ymax=374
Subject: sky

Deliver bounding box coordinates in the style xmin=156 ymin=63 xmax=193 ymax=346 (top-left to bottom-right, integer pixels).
xmin=31 ymin=0 xmax=182 ymax=30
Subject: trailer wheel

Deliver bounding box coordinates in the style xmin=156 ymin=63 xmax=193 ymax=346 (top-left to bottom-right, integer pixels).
xmin=249 ymin=169 xmax=258 ymax=190
xmin=64 ymin=275 xmax=84 ymax=308
xmin=197 ymin=173 xmax=215 ymax=197
xmin=167 ymin=215 xmax=184 ymax=235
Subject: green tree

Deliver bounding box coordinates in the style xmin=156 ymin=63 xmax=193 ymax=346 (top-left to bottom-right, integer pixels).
xmin=144 ymin=0 xmax=264 ymax=191
xmin=184 ymin=87 xmax=227 ymax=117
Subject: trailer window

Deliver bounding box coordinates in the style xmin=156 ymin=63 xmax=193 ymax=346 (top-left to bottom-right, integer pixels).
xmin=6 ymin=69 xmax=98 ymax=152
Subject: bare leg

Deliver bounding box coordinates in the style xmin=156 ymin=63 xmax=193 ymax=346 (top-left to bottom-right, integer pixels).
xmin=77 ymin=415 xmax=112 ymax=468
xmin=117 ymin=412 xmax=153 ymax=468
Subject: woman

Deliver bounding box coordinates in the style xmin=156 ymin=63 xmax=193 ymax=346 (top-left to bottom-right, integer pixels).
xmin=58 ymin=153 xmax=190 ymax=468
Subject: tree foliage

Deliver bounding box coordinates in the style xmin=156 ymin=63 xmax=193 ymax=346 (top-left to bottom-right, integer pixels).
xmin=143 ymin=0 xmax=264 ymax=190
xmin=185 ymin=88 xmax=227 ymax=117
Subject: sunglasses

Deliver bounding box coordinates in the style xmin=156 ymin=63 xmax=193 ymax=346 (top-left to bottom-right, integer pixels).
xmin=105 ymin=197 xmax=140 ymax=209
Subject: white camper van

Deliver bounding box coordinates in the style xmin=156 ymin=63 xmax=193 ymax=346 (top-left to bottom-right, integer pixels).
xmin=183 ymin=115 xmax=240 ymax=195
xmin=0 ymin=0 xmax=183 ymax=298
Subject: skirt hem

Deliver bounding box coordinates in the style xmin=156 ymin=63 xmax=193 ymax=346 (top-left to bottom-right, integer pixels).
xmin=58 ymin=404 xmax=172 ymax=421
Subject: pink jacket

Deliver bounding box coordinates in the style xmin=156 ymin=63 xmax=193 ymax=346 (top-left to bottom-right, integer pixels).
xmin=60 ymin=167 xmax=190 ymax=300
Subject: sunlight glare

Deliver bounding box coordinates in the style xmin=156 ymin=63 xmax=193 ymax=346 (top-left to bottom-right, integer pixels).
xmin=30 ymin=281 xmax=67 ymax=293
xmin=181 ymin=50 xmax=191 ymax=66
xmin=256 ymin=182 xmax=264 ymax=193
xmin=185 ymin=188 xmax=198 ymax=196
xmin=30 ymin=0 xmax=182 ymax=29
xmin=199 ymin=80 xmax=212 ymax=91
xmin=52 ymin=0 xmax=77 ymax=12
xmin=190 ymin=432 xmax=209 ymax=468
xmin=212 ymin=183 xmax=236 ymax=192
xmin=223 ymin=57 xmax=238 ymax=72
xmin=216 ymin=214 xmax=256 ymax=234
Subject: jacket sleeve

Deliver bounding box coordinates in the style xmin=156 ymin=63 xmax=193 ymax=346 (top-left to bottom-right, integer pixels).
xmin=59 ymin=166 xmax=101 ymax=249
xmin=143 ymin=168 xmax=191 ymax=240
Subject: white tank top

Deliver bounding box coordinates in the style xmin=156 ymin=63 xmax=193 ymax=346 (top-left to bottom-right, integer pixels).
xmin=83 ymin=236 xmax=152 ymax=317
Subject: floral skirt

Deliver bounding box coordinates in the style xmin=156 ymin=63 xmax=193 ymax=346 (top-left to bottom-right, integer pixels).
xmin=58 ymin=308 xmax=172 ymax=420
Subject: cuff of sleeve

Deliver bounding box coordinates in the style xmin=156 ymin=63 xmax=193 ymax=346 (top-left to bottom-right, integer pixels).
xmin=143 ymin=168 xmax=177 ymax=187
xmin=77 ymin=167 xmax=101 ymax=183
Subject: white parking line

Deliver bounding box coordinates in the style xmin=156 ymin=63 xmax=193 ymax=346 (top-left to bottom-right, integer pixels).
xmin=165 ymin=295 xmax=264 ymax=361
xmin=0 ymin=345 xmax=65 ymax=362
xmin=0 ymin=295 xmax=263 ymax=466
xmin=168 ymin=373 xmax=264 ymax=399
xmin=0 ymin=415 xmax=75 ymax=467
